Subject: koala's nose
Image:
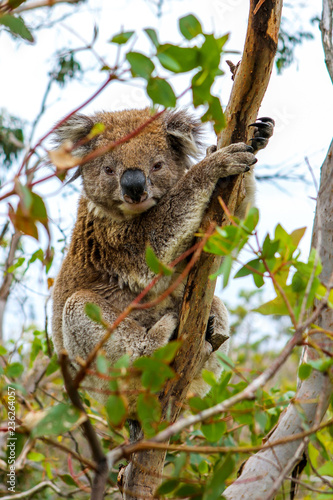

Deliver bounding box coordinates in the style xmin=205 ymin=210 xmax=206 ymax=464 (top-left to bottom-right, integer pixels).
xmin=120 ymin=169 xmax=148 ymax=203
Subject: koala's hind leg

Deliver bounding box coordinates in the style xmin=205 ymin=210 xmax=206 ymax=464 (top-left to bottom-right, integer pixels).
xmin=189 ymin=296 xmax=230 ymax=397
xmin=62 ymin=290 xmax=177 ymax=404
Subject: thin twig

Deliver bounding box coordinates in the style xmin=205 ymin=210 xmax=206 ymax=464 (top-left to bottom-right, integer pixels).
xmin=0 ymin=480 xmax=78 ymax=499
xmin=59 ymin=353 xmax=109 ymax=500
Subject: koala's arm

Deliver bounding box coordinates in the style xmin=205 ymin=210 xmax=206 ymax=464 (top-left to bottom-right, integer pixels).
xmin=146 ymin=142 xmax=256 ymax=264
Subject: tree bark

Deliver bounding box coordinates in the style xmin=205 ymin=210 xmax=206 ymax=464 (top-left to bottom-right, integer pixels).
xmin=121 ymin=1 xmax=283 ymax=498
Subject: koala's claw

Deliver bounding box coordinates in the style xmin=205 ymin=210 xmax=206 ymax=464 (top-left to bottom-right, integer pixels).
xmin=248 ymin=117 xmax=274 ymax=153
xmin=206 ymin=315 xmax=215 ymax=340
xmin=205 ymin=315 xmax=229 ymax=351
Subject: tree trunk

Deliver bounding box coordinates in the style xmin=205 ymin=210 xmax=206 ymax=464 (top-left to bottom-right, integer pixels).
xmin=121 ymin=1 xmax=283 ymax=497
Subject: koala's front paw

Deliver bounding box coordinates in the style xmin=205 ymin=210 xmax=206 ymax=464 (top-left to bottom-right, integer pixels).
xmin=249 ymin=117 xmax=275 ymax=153
xmin=214 ymin=142 xmax=257 ymax=178
xmin=147 ymin=313 xmax=178 ymax=353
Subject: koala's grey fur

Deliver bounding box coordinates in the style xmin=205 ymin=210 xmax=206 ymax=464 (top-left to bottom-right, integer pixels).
xmin=51 ymin=108 xmax=273 ymax=415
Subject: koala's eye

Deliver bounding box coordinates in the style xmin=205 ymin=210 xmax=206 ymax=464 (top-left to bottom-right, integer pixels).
xmin=152 ymin=162 xmax=163 ymax=172
xmin=104 ymin=166 xmax=115 ymax=175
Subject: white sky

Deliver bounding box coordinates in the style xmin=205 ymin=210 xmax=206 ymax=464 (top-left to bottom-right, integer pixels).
xmin=0 ymin=0 xmax=332 ymax=341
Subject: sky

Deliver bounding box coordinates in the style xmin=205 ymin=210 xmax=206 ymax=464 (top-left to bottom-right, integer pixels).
xmin=0 ymin=0 xmax=332 ymax=342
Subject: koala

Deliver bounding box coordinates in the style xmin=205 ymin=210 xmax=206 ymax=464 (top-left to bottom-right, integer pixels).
xmin=51 ymin=108 xmax=274 ymax=415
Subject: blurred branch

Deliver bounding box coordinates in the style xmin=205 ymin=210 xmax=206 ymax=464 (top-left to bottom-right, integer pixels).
xmin=59 ymin=352 xmax=109 ymax=500
xmin=0 ymin=480 xmax=78 ymax=499
xmin=0 ymin=230 xmax=21 ymax=341
xmin=320 ymin=0 xmax=333 ymax=83
xmin=15 ymin=0 xmax=84 ymax=14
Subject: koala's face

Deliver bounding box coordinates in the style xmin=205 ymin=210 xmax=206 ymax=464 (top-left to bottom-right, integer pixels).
xmin=55 ymin=108 xmax=202 ymax=220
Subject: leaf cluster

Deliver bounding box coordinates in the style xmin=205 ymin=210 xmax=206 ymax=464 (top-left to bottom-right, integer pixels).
xmin=111 ymin=14 xmax=228 ymax=132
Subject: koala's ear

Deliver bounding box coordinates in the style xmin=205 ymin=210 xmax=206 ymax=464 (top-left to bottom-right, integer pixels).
xmin=164 ymin=109 xmax=204 ymax=162
xmin=53 ymin=114 xmax=94 ymax=149
xmin=53 ymin=114 xmax=95 ymax=183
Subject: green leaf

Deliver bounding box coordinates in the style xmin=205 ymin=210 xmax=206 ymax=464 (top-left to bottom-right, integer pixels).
xmin=298 ymin=363 xmax=313 ymax=380
xmin=105 ymin=395 xmax=127 ymax=427
xmin=6 ymin=362 xmax=24 ymax=378
xmin=192 ymin=70 xmax=215 ymax=106
xmin=0 ymin=345 xmax=7 ymax=355
xmin=199 ymin=34 xmax=224 ymax=70
xmin=234 ymin=258 xmax=265 ymax=288
xmin=126 ymin=52 xmax=155 ymax=80
xmin=110 ymin=30 xmax=134 ymax=44
xmin=27 ymin=451 xmax=45 ymax=462
xmin=203 ymin=454 xmax=234 ymax=500
xmin=88 ymin=122 xmax=105 ymax=139
xmin=290 ymin=226 xmax=307 ymax=248
xmin=175 ymin=484 xmax=203 ymax=497
xmin=255 ymin=411 xmax=268 ymax=432
xmin=262 ymin=234 xmax=280 ymax=259
xmin=317 ymin=461 xmax=333 ymax=477
xmin=45 ymin=355 xmax=59 ymax=376
xmin=156 ymin=479 xmax=179 ymax=495
xmin=189 ymin=396 xmax=211 ymax=413
xmin=137 ymin=393 xmax=161 ymax=437
xmin=85 ymin=303 xmax=103 ymax=324
xmin=6 ymin=257 xmax=25 ymax=274
xmin=145 ymin=245 xmax=173 ymax=276
xmin=31 ymin=404 xmax=85 ymax=438
xmin=0 ymin=14 xmax=34 ymax=43
xmin=199 ymin=460 xmax=209 ymax=474
xmin=242 ymin=206 xmax=259 ymax=232
xmin=291 ymin=271 xmax=307 ymax=292
xmin=147 ymin=77 xmax=176 ymax=108
xmin=201 ymin=96 xmax=226 ymax=133
xmin=307 ymin=357 xmax=333 ymax=373
xmin=202 ymin=369 xmax=217 ymax=387
xmin=144 ymin=28 xmax=159 ymax=47
xmin=60 ymin=474 xmax=77 ymax=487
xmin=157 ymin=45 xmax=199 ymax=73
xmin=96 ymin=354 xmax=109 ymax=374
xmin=179 ymin=14 xmax=202 ymax=40
xmin=152 ymin=341 xmax=181 ymax=363
xmin=134 ymin=357 xmax=175 ymax=391
xmin=202 ymin=420 xmax=226 ymax=442
xmin=210 ymin=253 xmax=232 ymax=285
xmin=254 ymin=292 xmax=290 ymax=316
xmin=8 ymin=0 xmax=26 ymax=8
xmin=217 ymin=351 xmax=234 ymax=371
